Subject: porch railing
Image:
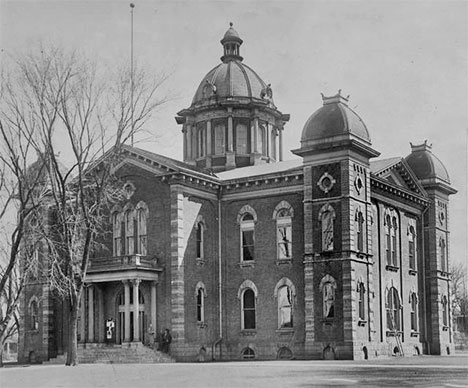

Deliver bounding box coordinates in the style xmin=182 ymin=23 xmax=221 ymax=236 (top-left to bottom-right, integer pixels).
xmin=88 ymin=255 xmax=159 ymax=271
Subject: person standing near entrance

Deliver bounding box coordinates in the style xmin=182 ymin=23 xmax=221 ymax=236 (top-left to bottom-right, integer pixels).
xmin=161 ymin=328 xmax=172 ymax=353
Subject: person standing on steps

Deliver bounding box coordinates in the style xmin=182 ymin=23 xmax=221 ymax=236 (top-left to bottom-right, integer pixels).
xmin=161 ymin=328 xmax=172 ymax=353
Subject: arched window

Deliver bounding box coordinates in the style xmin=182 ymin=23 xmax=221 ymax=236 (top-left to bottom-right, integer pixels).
xmin=319 ymin=204 xmax=335 ymax=251
xmin=195 ymin=283 xmax=206 ymax=324
xmin=442 ymin=295 xmax=448 ymax=326
xmin=385 ymin=215 xmax=392 ymax=265
xmin=135 ymin=202 xmax=148 ymax=255
xmin=320 ymin=275 xmax=337 ymax=319
xmin=242 ymin=347 xmax=255 ymax=360
xmin=238 ymin=206 xmax=257 ymax=262
xmin=410 ymin=292 xmax=418 ymax=332
xmin=274 ymin=202 xmax=293 ymax=260
xmin=123 ymin=206 xmax=135 ymax=255
xmin=440 ymin=238 xmax=447 ymax=273
xmin=29 ymin=298 xmax=39 ymax=330
xmin=408 ymin=225 xmax=416 ymax=271
xmin=271 ymin=128 xmax=277 ymax=160
xmin=356 ymin=210 xmax=364 ymax=252
xmin=277 ymin=286 xmax=293 ymax=328
xmin=196 ymin=222 xmax=204 ymax=260
xmin=358 ymin=282 xmax=366 ymax=321
xmin=214 ymin=123 xmax=225 ymax=155
xmin=242 ymin=289 xmax=256 ymax=330
xmin=236 ymin=123 xmax=248 ymax=154
xmin=257 ymin=123 xmax=266 ymax=155
xmin=386 ymin=287 xmax=401 ymax=331
xmin=197 ymin=123 xmax=206 ymax=157
xmin=391 ymin=217 xmax=398 ymax=266
xmin=112 ymin=211 xmax=122 ymax=256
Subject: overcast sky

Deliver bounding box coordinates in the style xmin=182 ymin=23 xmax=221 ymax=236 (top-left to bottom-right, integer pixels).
xmin=1 ymin=0 xmax=467 ymax=264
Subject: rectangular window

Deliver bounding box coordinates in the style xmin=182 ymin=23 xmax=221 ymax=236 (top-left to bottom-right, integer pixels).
xmin=236 ymin=123 xmax=248 ymax=154
xmin=409 ymin=240 xmax=415 ymax=270
xmin=214 ymin=124 xmax=225 ymax=155
xmin=242 ymin=230 xmax=255 ymax=261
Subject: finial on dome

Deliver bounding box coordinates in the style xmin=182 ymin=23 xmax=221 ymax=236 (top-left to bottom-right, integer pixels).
xmin=229 ymin=22 xmax=233 ymax=27
xmin=220 ymin=23 xmax=243 ymax=62
xmin=321 ymin=90 xmax=349 ymax=106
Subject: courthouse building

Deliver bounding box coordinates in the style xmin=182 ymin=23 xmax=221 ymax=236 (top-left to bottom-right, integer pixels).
xmin=19 ymin=24 xmax=457 ymax=362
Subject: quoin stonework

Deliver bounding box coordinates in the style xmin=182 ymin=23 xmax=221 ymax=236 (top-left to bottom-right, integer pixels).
xmin=19 ymin=24 xmax=457 ymax=363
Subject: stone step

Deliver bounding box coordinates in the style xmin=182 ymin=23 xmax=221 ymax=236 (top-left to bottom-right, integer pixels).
xmin=46 ymin=344 xmax=175 ymax=364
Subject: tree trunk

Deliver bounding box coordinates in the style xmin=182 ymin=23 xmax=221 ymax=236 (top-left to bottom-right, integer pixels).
xmin=65 ymin=302 xmax=79 ymax=366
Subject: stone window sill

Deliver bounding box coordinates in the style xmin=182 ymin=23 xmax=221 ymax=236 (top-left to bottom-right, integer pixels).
xmin=321 ymin=318 xmax=334 ymax=326
xmin=240 ymin=330 xmax=256 ymax=336
xmin=276 ymin=258 xmax=292 ymax=266
xmin=409 ymin=269 xmax=417 ymax=276
xmin=275 ymin=328 xmax=294 ymax=335
xmin=442 ymin=326 xmax=449 ymax=331
xmin=358 ymin=320 xmax=367 ymax=327
xmin=386 ymin=330 xmax=403 ymax=337
xmin=197 ymin=322 xmax=207 ymax=329
xmin=196 ymin=258 xmax=205 ymax=266
xmin=239 ymin=261 xmax=255 ymax=268
xmin=386 ymin=264 xmax=399 ymax=272
xmin=410 ymin=331 xmax=420 ymax=337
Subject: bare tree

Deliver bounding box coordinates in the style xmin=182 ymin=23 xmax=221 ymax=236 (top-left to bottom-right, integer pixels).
xmin=1 ymin=46 xmax=169 ymax=366
xmin=0 ymin=116 xmax=48 ymax=366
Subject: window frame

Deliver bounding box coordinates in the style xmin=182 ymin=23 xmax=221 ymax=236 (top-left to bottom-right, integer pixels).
xmin=358 ymin=283 xmax=366 ymax=322
xmin=277 ymin=285 xmax=293 ymax=329
xmin=410 ymin=292 xmax=418 ymax=332
xmin=241 ymin=288 xmax=256 ymax=330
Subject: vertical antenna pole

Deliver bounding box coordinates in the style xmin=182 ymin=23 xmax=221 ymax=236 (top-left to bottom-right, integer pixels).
xmin=130 ymin=3 xmax=135 ymax=146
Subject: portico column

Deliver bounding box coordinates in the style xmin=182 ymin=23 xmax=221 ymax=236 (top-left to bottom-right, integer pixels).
xmin=227 ymin=108 xmax=233 ymax=152
xmin=87 ymin=284 xmax=94 ymax=342
xmin=278 ymin=125 xmax=283 ymax=161
xmin=253 ymin=116 xmax=259 ymax=153
xmin=151 ymin=281 xmax=158 ymax=332
xmin=206 ymin=120 xmax=212 ymax=155
xmin=133 ymin=279 xmax=141 ymax=342
xmin=124 ymin=280 xmax=131 ymax=342
xmin=187 ymin=124 xmax=192 ymax=160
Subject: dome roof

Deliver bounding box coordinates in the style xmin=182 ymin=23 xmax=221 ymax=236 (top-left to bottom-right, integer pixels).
xmin=192 ymin=61 xmax=271 ymax=105
xmin=405 ymin=142 xmax=450 ymax=183
xmin=190 ymin=23 xmax=274 ymax=106
xmin=301 ymin=92 xmax=371 ymax=144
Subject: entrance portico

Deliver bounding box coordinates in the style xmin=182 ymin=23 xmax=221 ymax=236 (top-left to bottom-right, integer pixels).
xmin=79 ymin=255 xmax=162 ymax=345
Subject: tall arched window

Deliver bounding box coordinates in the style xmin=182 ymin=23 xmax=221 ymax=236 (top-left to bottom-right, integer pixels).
xmin=442 ymin=295 xmax=448 ymax=326
xmin=112 ymin=211 xmax=122 ymax=256
xmin=391 ymin=217 xmax=398 ymax=266
xmin=386 ymin=287 xmax=401 ymax=331
xmin=277 ymin=286 xmax=293 ymax=328
xmin=214 ymin=123 xmax=225 ymax=155
xmin=124 ymin=206 xmax=134 ymax=255
xmin=257 ymin=123 xmax=266 ymax=155
xmin=195 ymin=283 xmax=206 ymax=325
xmin=196 ymin=221 xmax=204 ymax=260
xmin=274 ymin=202 xmax=293 ymax=261
xmin=238 ymin=206 xmax=257 ymax=262
xmin=385 ymin=215 xmax=392 ymax=265
xmin=440 ymin=238 xmax=447 ymax=273
xmin=271 ymin=128 xmax=277 ymax=160
xmin=136 ymin=202 xmax=148 ymax=255
xmin=358 ymin=283 xmax=366 ymax=321
xmin=197 ymin=123 xmax=206 ymax=157
xmin=320 ymin=275 xmax=337 ymax=319
xmin=356 ymin=210 xmax=364 ymax=252
xmin=242 ymin=289 xmax=256 ymax=330
xmin=319 ymin=204 xmax=335 ymax=251
xmin=410 ymin=292 xmax=418 ymax=332
xmin=236 ymin=123 xmax=248 ymax=154
xmin=408 ymin=225 xmax=416 ymax=271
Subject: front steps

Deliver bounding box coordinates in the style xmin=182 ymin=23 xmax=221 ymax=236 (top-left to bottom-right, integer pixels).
xmin=44 ymin=343 xmax=175 ymax=364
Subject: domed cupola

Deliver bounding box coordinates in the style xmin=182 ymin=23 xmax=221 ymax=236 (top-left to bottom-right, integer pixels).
xmin=176 ymin=24 xmax=290 ymax=172
xmin=405 ymin=142 xmax=456 ymax=195
xmin=294 ymin=91 xmax=379 ymax=160
xmin=220 ymin=22 xmax=243 ymax=62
